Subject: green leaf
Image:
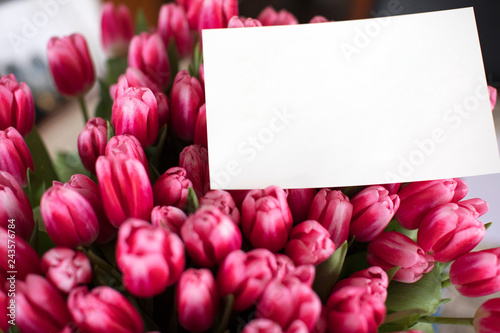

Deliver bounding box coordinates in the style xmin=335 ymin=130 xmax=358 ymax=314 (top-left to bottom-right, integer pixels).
xmin=384 ymin=217 xmax=417 ymax=240
xmin=135 ymin=9 xmax=150 ymax=34
xmin=485 ymin=222 xmax=493 ymax=230
xmin=107 ymin=121 xmax=115 ymax=142
xmin=188 ymin=41 xmax=203 ymax=79
xmin=167 ymin=40 xmax=179 ymax=91
xmin=95 ymin=79 xmax=114 ymax=121
xmin=105 ymin=57 xmax=128 ymax=86
xmin=149 ymin=125 xmax=168 ymax=170
xmin=408 ymin=322 xmax=435 ymax=333
xmin=313 ymin=241 xmax=348 ymax=303
xmin=26 ymin=169 xmax=48 ymax=209
xmin=339 ymin=250 xmax=369 ymax=279
xmin=185 ymin=187 xmax=199 ymax=214
xmin=53 ymin=151 xmax=88 ymax=183
xmin=386 ymin=266 xmax=401 ymax=282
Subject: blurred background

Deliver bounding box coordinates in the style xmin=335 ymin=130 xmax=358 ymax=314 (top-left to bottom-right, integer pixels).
xmin=0 ymin=1 xmax=499 ymax=331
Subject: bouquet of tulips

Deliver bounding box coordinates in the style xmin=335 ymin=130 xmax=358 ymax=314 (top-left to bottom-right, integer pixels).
xmin=1 ymin=1 xmax=500 ymax=332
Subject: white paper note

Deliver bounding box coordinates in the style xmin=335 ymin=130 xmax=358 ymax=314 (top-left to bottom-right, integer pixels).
xmin=203 ymin=7 xmax=500 ymax=189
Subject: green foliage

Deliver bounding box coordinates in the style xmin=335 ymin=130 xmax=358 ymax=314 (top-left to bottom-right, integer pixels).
xmin=313 ymin=241 xmax=348 ymax=303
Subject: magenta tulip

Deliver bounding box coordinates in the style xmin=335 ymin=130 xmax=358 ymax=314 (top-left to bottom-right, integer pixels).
xmin=100 ymin=2 xmax=133 ymax=57
xmin=193 ymin=103 xmax=207 ymax=148
xmin=179 ymin=144 xmax=209 ymax=197
xmin=228 ymin=16 xmax=263 ymax=28
xmin=153 ymin=167 xmax=193 ymax=209
xmin=200 ymin=189 xmax=240 ymax=225
xmin=158 ymin=3 xmax=193 ymax=57
xmin=105 ymin=134 xmax=150 ymax=175
xmin=0 ymin=226 xmax=41 ymax=280
xmin=0 ymin=74 xmax=35 ymax=136
xmin=474 ymin=298 xmax=500 ymax=333
xmin=489 ymin=86 xmax=497 ymax=111
xmin=257 ymin=6 xmax=298 ymax=26
xmin=0 ymin=127 xmax=34 ymax=186
xmin=273 ymin=253 xmax=316 ymax=287
xmin=310 ymin=16 xmax=329 ymax=23
xmin=243 ymin=319 xmax=282 ymax=333
xmin=151 ymin=205 xmax=187 ymax=234
xmin=77 ymin=117 xmax=107 ymax=174
xmin=285 ymin=220 xmax=335 ymax=266
xmin=285 ymin=188 xmax=316 ymax=225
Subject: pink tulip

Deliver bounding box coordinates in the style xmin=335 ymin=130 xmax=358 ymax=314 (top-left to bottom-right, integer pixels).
xmin=100 ymin=2 xmax=133 ymax=57
xmin=151 ymin=205 xmax=187 ymax=234
xmin=309 ymin=16 xmax=329 ymax=23
xmin=217 ymin=249 xmax=277 ymax=311
xmin=77 ymin=117 xmax=107 ymax=174
xmin=177 ymin=268 xmax=218 ymax=333
xmin=273 ymin=253 xmax=316 ymax=287
xmin=0 ymin=226 xmax=41 ymax=280
xmin=257 ymin=6 xmax=298 ymax=26
xmin=417 ymin=202 xmax=486 ymax=262
xmin=158 ymin=3 xmax=193 ymax=57
xmin=350 ymin=185 xmax=400 ymax=242
xmin=0 ymin=74 xmax=35 ymax=136
xmin=308 ymin=189 xmax=352 ymax=247
xmin=187 ymin=0 xmax=238 ymax=32
xmin=41 ymin=184 xmax=99 ymax=248
xmin=243 ymin=319 xmax=282 ymax=333
xmin=228 ymin=16 xmax=263 ymax=28
xmin=17 ymin=275 xmax=71 ymax=333
xmin=285 ymin=220 xmax=335 ymax=266
xmin=198 ymin=63 xmax=205 ymax=90
xmin=111 ymin=86 xmax=159 ymax=148
xmin=458 ymin=198 xmax=489 ymax=217
xmin=68 ymin=286 xmax=144 ymax=333
xmin=474 ymin=298 xmax=500 ymax=333
xmin=96 ymin=154 xmax=153 ymax=227
xmin=105 ymin=134 xmax=150 ymax=175
xmin=156 ymin=91 xmax=170 ymax=128
xmin=116 ymin=218 xmax=185 ymax=297
xmin=450 ymin=247 xmax=500 ymax=297
xmin=0 ymin=170 xmax=34 ymax=240
xmin=40 ymin=247 xmax=92 ymax=294
xmin=193 ymin=103 xmax=207 ymax=148
xmin=153 ymin=166 xmax=193 ymax=209
xmin=0 ymin=127 xmax=34 ymax=186
xmin=179 ymin=144 xmax=210 ymax=197
xmin=47 ymin=33 xmax=95 ymax=97
xmin=200 ymin=189 xmax=240 ymax=225
xmin=113 ymin=67 xmax=162 ymax=96
xmin=242 ymin=186 xmax=293 ymax=252
xmin=181 ymin=205 xmax=242 ymax=267
xmin=333 ymin=266 xmax=389 ymax=301
xmin=285 ymin=188 xmax=316 ymax=225
xmin=488 ymin=86 xmax=497 ymax=111
xmin=0 ymin=288 xmax=7 ymax=332
xmin=367 ymin=231 xmax=434 ymax=283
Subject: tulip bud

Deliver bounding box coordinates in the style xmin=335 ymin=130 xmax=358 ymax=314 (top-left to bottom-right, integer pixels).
xmin=117 ymin=218 xmax=185 ymax=297
xmin=0 ymin=170 xmax=34 ymax=240
xmin=128 ymin=32 xmax=170 ymax=90
xmin=17 ymin=275 xmax=72 ymax=333
xmin=112 ymin=86 xmax=159 ymax=148
xmin=228 ymin=16 xmax=263 ymax=28
xmin=367 ymin=231 xmax=434 ymax=283
xmin=449 ymin=248 xmax=500 ymax=297
xmin=40 ymin=247 xmax=92 ymax=294
xmin=200 ymin=189 xmax=240 ymax=225
xmin=105 ymin=134 xmax=150 ymax=175
xmin=41 ymin=184 xmax=99 ymax=248
xmin=257 ymin=277 xmax=321 ymax=331
xmin=489 ymin=86 xmax=497 ymax=111
xmin=151 ymin=205 xmax=187 ymax=234
xmin=458 ymin=198 xmax=489 ymax=217
xmin=0 ymin=226 xmax=41 ymax=280
xmin=417 ymin=202 xmax=486 ymax=262
xmin=181 ymin=205 xmax=242 ymax=267
xmin=153 ymin=167 xmax=193 ymax=209
xmin=188 ymin=0 xmax=238 ymax=32
xmin=0 ymin=127 xmax=34 ymax=186
xmin=285 ymin=220 xmax=335 ymax=266
xmin=158 ymin=3 xmax=193 ymax=57
xmin=274 ymin=253 xmax=315 ymax=287
xmin=170 ymin=70 xmax=205 ymax=141
xmin=473 ymin=298 xmax=500 ymax=333
xmin=333 ymin=266 xmax=389 ymax=301
xmin=68 ymin=286 xmax=144 ymax=333
xmin=47 ymin=33 xmax=95 ymax=97
xmin=0 ymin=74 xmax=35 ymax=136
xmin=156 ymin=91 xmax=170 ymax=128
xmin=193 ymin=103 xmax=207 ymax=148
xmin=285 ymin=188 xmax=316 ymax=225
xmin=395 ymin=178 xmax=464 ymax=230
xmin=177 ymin=268 xmax=218 ymax=333
xmin=242 ymin=186 xmax=293 ymax=252
xmin=114 ymin=67 xmax=162 ymax=96
xmin=380 ymin=182 xmax=401 ymax=194
xmin=309 ymin=16 xmax=329 ymax=23
xmin=308 ymin=189 xmax=352 ymax=247
xmin=257 ymin=6 xmax=298 ymax=26
xmin=243 ymin=319 xmax=282 ymax=333
xmin=77 ymin=117 xmax=107 ymax=174
xmin=96 ymin=154 xmax=153 ymax=227
xmin=350 ymin=186 xmax=400 ymax=242
xmin=217 ymin=249 xmax=277 ymax=311
xmin=100 ymin=2 xmax=133 ymax=57
xmin=179 ymin=144 xmax=209 ymax=197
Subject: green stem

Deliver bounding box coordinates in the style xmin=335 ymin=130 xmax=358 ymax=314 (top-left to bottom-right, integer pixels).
xmin=383 ymin=310 xmax=422 ymax=324
xmin=78 ymin=96 xmax=89 ymax=123
xmin=417 ymin=316 xmax=474 ymax=326
xmin=441 ymin=278 xmax=451 ymax=288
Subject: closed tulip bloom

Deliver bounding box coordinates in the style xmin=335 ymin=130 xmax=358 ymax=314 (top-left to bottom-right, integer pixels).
xmin=77 ymin=117 xmax=107 ymax=174
xmin=112 ymin=86 xmax=159 ymax=148
xmin=308 ymin=189 xmax=352 ymax=248
xmin=181 ymin=205 xmax=242 ymax=267
xmin=309 ymin=16 xmax=329 ymax=23
xmin=285 ymin=188 xmax=316 ymax=225
xmin=17 ymin=275 xmax=71 ymax=333
xmin=257 ymin=6 xmax=298 ymax=26
xmin=274 ymin=253 xmax=316 ymax=287
xmin=243 ymin=319 xmax=282 ymax=333
xmin=242 ymin=186 xmax=293 ymax=252
xmin=257 ymin=277 xmax=321 ymax=331
xmin=217 ymin=249 xmax=277 ymax=311
xmin=193 ymin=103 xmax=207 ymax=148
xmin=105 ymin=134 xmax=150 ymax=175
xmin=96 ymin=154 xmax=153 ymax=227
xmin=200 ymin=189 xmax=240 ymax=225
xmin=153 ymin=167 xmax=193 ymax=209
xmin=285 ymin=220 xmax=335 ymax=266
xmin=0 ymin=74 xmax=35 ymax=136
xmin=0 ymin=127 xmax=34 ymax=186
xmin=187 ymin=0 xmax=238 ymax=32
xmin=489 ymin=86 xmax=497 ymax=111
xmin=177 ymin=268 xmax=218 ymax=333
xmin=333 ymin=266 xmax=389 ymax=301
xmin=47 ymin=33 xmax=95 ymax=97
xmin=156 ymin=91 xmax=170 ymax=128
xmin=450 ymin=248 xmax=500 ymax=297
xmin=158 ymin=3 xmax=193 ymax=57
xmin=228 ymin=16 xmax=263 ymax=28
xmin=170 ymin=70 xmax=204 ymax=141
xmin=0 ymin=170 xmax=34 ymax=240
xmin=117 ymin=218 xmax=185 ymax=297
xmin=0 ymin=226 xmax=41 ymax=280
xmin=41 ymin=184 xmax=99 ymax=248
xmin=395 ymin=178 xmax=464 ymax=230
xmin=179 ymin=144 xmax=209 ymax=197
xmin=474 ymin=298 xmax=500 ymax=333
xmin=113 ymin=67 xmax=162 ymax=96
xmin=350 ymin=186 xmax=400 ymax=242
xmin=367 ymin=231 xmax=434 ymax=283
xmin=100 ymin=2 xmax=133 ymax=57
xmin=41 ymin=247 xmax=92 ymax=294
xmin=417 ymin=202 xmax=486 ymax=262
xmin=458 ymin=198 xmax=489 ymax=217
xmin=0 ymin=288 xmax=7 ymax=332
xmin=151 ymin=205 xmax=187 ymax=234
xmin=68 ymin=286 xmax=144 ymax=333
